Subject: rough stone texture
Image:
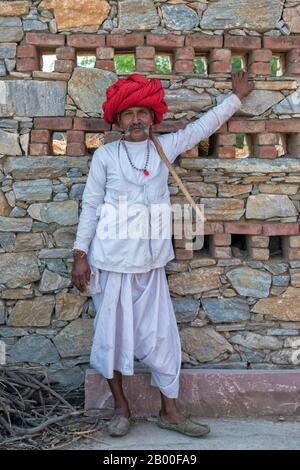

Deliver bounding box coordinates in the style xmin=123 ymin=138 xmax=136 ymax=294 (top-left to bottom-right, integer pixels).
xmin=180 ymin=327 xmax=234 ymax=362
xmin=172 ymin=298 xmax=200 ymax=323
xmin=252 ymin=287 xmax=300 ymax=321
xmin=13 ymin=179 xmax=52 ymax=202
xmin=28 ymin=200 xmax=78 ymax=225
xmin=246 ymin=195 xmax=298 ymax=219
xmin=162 ymin=5 xmax=199 ymax=31
xmin=118 ymin=0 xmax=160 ymax=31
xmin=200 ymin=0 xmax=283 ymax=32
xmin=168 ymin=268 xmax=223 ymax=295
xmin=273 ymin=89 xmax=300 ymax=114
xmin=218 ymin=91 xmax=284 ymax=117
xmin=0 ymin=192 xmax=10 ymax=217
xmin=0 ymin=300 xmax=5 ymax=324
xmin=55 ymin=291 xmax=86 ymax=321
xmin=165 ymin=90 xmax=212 ymax=113
xmin=8 ymin=335 xmax=60 ymax=365
xmin=39 ymin=269 xmax=72 ymax=292
xmin=0 ymin=27 xmax=23 ymax=42
xmin=201 ymin=198 xmax=245 ymax=221
xmin=0 ymin=1 xmax=30 ymax=17
xmin=4 ymin=156 xmax=88 ymax=180
xmin=0 ymin=80 xmax=67 ymax=117
xmin=39 ymin=0 xmax=111 ymax=32
xmin=202 ymin=298 xmax=250 ymax=323
xmin=8 ymin=296 xmax=55 ymax=327
xmin=283 ymin=5 xmax=300 ymax=33
xmin=68 ymin=68 xmax=117 ymax=114
xmin=181 ymin=158 xmax=300 ymax=174
xmin=0 ymin=254 xmax=40 ymax=288
xmin=53 ymin=319 xmax=93 ymax=357
xmin=85 ymin=369 xmax=300 ymax=418
xmin=230 ymin=332 xmax=282 ymax=350
xmin=0 ymin=129 xmax=21 ymax=155
xmin=226 ymin=267 xmax=271 ymax=298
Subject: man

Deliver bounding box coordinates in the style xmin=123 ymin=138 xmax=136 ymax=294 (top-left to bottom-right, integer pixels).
xmin=71 ymin=71 xmax=254 ymax=437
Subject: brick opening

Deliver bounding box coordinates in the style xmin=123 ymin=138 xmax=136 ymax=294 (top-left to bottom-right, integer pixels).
xmin=52 ymin=132 xmax=67 ymax=155
xmin=271 ymin=54 xmax=286 ymax=77
xmin=114 ymin=52 xmax=136 ymax=73
xmin=155 ymin=53 xmax=173 ymax=74
xmin=235 ymin=133 xmax=252 ymax=158
xmin=231 ymin=53 xmax=247 ymax=73
xmin=85 ymin=133 xmax=105 ymax=154
xmin=76 ymin=51 xmax=96 ymax=68
xmin=269 ymin=236 xmax=283 ymax=258
xmin=231 ymin=234 xmax=248 ymax=257
xmin=40 ymin=52 xmax=56 ymax=72
xmin=193 ymin=55 xmax=208 ymax=75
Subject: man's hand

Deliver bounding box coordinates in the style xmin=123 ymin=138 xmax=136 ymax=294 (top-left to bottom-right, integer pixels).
xmin=71 ymin=253 xmax=91 ymax=293
xmin=232 ymin=71 xmax=255 ymax=100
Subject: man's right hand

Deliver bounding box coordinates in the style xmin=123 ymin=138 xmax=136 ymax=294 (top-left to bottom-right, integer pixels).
xmin=71 ymin=252 xmax=91 ymax=293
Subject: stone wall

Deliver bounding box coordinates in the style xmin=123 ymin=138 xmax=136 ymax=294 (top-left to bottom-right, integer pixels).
xmin=1 ymin=0 xmax=300 ymax=385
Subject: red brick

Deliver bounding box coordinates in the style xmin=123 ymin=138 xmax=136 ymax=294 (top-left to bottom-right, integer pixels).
xmin=16 ymin=57 xmax=38 ymax=72
xmin=209 ymin=61 xmax=231 ymax=74
xmin=175 ymin=47 xmax=195 ymax=60
xmin=225 ymin=222 xmax=262 ymax=235
xmin=95 ymin=60 xmax=114 ymax=71
xmin=216 ymin=123 xmax=228 ymax=134
xmin=224 ymin=35 xmax=261 ymax=50
xmin=67 ymin=34 xmax=105 ymax=48
xmin=185 ymin=33 xmax=222 ymax=50
xmin=246 ymin=235 xmax=269 ymax=248
xmin=263 ymin=223 xmax=299 ymax=236
xmin=29 ymin=143 xmax=49 ymax=155
xmin=73 ymin=117 xmax=110 ymax=131
xmin=217 ymin=134 xmax=236 ymax=146
xmin=146 ymin=34 xmax=183 ymax=49
xmin=209 ymin=48 xmax=231 ymax=61
xmin=34 ymin=117 xmax=73 ymax=130
xmin=136 ymin=46 xmax=155 ymax=59
xmin=95 ymin=46 xmax=114 ymax=60
xmin=175 ymin=248 xmax=194 ymax=260
xmin=253 ymin=133 xmax=278 ymax=145
xmin=248 ymin=62 xmax=271 ymax=75
xmin=54 ymin=59 xmax=74 ymax=73
xmin=174 ymin=60 xmax=194 ymax=73
xmin=266 ymin=119 xmax=300 ymax=133
xmin=229 ymin=120 xmax=266 ymax=133
xmin=204 ymin=222 xmax=224 ymax=234
xmin=283 ymin=247 xmax=300 ymax=260
xmin=136 ymin=59 xmax=155 ymax=72
xmin=216 ymin=147 xmax=236 ymax=158
xmin=286 ymin=49 xmax=300 ymax=74
xmin=66 ymin=130 xmax=85 ymax=143
xmin=25 ymin=32 xmax=65 ymax=47
xmin=56 ymin=46 xmax=76 ymax=60
xmin=107 ymin=33 xmax=144 ymax=48
xmin=17 ymin=44 xmax=38 ymax=58
xmin=104 ymin=131 xmax=122 ymax=144
xmin=67 ymin=143 xmax=86 ymax=156
xmin=248 ymin=49 xmax=272 ymax=63
xmin=211 ymin=233 xmax=231 ymax=246
xmin=151 ymin=118 xmax=188 ymax=133
xmin=254 ymin=146 xmax=277 ymax=159
xmin=263 ymin=36 xmax=300 ymax=50
xmin=289 ymin=235 xmax=300 ymax=248
xmin=31 ymin=129 xmax=51 ymax=143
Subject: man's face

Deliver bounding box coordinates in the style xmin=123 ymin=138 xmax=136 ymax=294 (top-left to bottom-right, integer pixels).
xmin=117 ymin=106 xmax=154 ymax=141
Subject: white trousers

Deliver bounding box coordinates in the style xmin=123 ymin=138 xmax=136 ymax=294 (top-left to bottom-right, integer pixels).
xmin=89 ymin=267 xmax=181 ymax=398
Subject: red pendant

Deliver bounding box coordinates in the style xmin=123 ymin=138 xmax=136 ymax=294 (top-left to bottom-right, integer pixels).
xmin=144 ymin=170 xmax=150 ymax=176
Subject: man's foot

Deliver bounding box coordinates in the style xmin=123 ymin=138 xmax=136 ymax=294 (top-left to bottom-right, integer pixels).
xmin=107 ymin=415 xmax=131 ymax=437
xmin=157 ymin=411 xmax=210 ymax=438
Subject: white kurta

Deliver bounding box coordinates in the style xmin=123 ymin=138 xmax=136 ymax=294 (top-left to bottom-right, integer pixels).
xmin=72 ymin=93 xmax=242 ymax=397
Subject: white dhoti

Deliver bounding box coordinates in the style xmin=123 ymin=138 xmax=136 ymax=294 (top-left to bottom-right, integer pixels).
xmin=89 ymin=266 xmax=181 ymax=399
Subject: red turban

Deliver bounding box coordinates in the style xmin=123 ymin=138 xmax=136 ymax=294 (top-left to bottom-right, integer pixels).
xmin=102 ymin=73 xmax=168 ymax=127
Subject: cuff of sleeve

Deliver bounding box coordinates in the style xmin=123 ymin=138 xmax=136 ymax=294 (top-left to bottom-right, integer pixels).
xmin=73 ymin=242 xmax=88 ymax=254
xmin=230 ymin=93 xmax=242 ymax=107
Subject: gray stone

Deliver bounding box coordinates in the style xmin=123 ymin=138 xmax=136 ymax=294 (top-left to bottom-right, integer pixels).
xmin=0 ymin=253 xmax=40 ymax=288
xmin=55 ymin=291 xmax=86 ymax=321
xmin=0 ymin=300 xmax=5 ymax=324
xmin=8 ymin=296 xmax=55 ymax=326
xmin=118 ymin=0 xmax=160 ymax=31
xmin=180 ymin=158 xmax=300 ymax=174
xmin=183 ymin=79 xmax=214 ymax=89
xmin=23 ymin=19 xmax=48 ymax=31
xmin=4 ymin=156 xmax=89 ymax=180
xmin=68 ymin=67 xmax=117 ymax=114
xmin=13 ymin=179 xmax=52 ymax=202
xmin=230 ymin=332 xmax=282 ymax=350
xmin=0 ymin=129 xmax=21 ymax=155
xmin=172 ymin=298 xmax=200 ymax=323
xmin=4 ymin=58 xmax=16 ymax=72
xmin=0 ymin=119 xmax=18 ymax=129
xmin=28 ymin=200 xmax=78 ymax=225
xmin=38 ymin=248 xmax=72 ymax=258
xmin=0 ymin=216 xmax=32 ymax=232
xmin=0 ymin=18 xmax=22 ymax=27
xmin=46 ymin=366 xmax=85 ymax=386
xmin=47 ymin=260 xmax=68 ymax=273
xmin=200 ymin=0 xmax=283 ymax=32
xmin=69 ymin=183 xmax=85 ymax=200
xmin=0 ymin=80 xmax=67 ymax=117
xmin=0 ymin=60 xmax=6 ymax=76
xmin=53 ymin=226 xmax=77 ymax=247
xmin=162 ymin=5 xmax=198 ymax=31
xmin=14 ymin=233 xmax=45 ymax=251
xmin=0 ymin=43 xmax=17 ymax=59
xmin=168 ymin=268 xmax=223 ymax=295
xmin=246 ymin=195 xmax=297 ymax=219
xmin=0 ymin=27 xmax=24 ymax=42
xmin=226 ymin=267 xmax=271 ymax=298
xmin=53 ymin=318 xmax=93 ymax=357
xmin=273 ymin=89 xmax=300 ymax=114
xmin=8 ymin=335 xmax=60 ymax=364
xmin=165 ymin=90 xmax=212 ymax=113
xmin=180 ymin=327 xmax=234 ymax=362
xmin=272 ymin=275 xmax=290 ymax=286
xmin=270 ymin=349 xmax=300 ymax=365
xmin=39 ymin=269 xmax=72 ymax=292
xmin=218 ymin=90 xmax=284 ymax=116
xmin=0 ymin=328 xmax=28 ymax=338
xmin=200 ymin=197 xmax=245 ymax=221
xmin=264 ymin=262 xmax=288 ymax=275
xmin=202 ymin=297 xmax=251 ymax=323
xmin=0 ymin=233 xmax=16 ymax=251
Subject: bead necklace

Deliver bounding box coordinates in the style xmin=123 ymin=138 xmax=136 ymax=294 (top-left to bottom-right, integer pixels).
xmin=121 ymin=136 xmax=150 ymax=176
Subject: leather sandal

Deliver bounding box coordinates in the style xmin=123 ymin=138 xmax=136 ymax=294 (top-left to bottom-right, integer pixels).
xmin=157 ymin=412 xmax=210 ymax=437
xmin=106 ymin=415 xmax=131 ymax=437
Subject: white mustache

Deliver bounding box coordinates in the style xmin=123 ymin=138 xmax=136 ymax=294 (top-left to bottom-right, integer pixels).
xmin=124 ymin=122 xmax=149 ymax=135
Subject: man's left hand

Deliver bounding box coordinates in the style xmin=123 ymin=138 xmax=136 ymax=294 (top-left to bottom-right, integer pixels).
xmin=232 ymin=71 xmax=255 ymax=100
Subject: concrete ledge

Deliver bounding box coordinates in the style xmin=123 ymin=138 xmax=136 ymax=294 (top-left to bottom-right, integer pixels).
xmin=85 ymin=368 xmax=300 ymax=418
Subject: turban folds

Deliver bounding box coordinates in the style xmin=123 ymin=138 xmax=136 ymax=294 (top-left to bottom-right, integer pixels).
xmin=102 ymin=73 xmax=168 ymax=127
